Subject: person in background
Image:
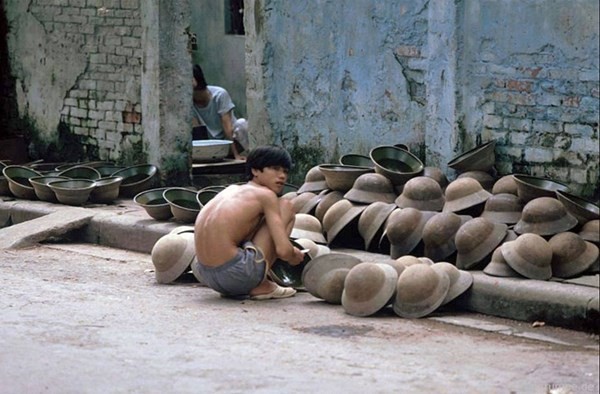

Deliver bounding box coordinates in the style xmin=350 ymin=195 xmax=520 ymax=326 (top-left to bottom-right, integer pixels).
xmin=192 ymin=64 xmax=248 ymax=160
xmin=194 ymin=145 xmax=305 ymax=300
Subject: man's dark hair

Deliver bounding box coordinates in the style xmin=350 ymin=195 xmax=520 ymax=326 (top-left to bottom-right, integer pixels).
xmin=245 ymin=145 xmax=293 ymax=180
xmin=193 ymin=64 xmax=208 ymax=90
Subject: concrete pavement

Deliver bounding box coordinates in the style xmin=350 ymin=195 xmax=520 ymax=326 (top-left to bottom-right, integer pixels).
xmin=0 ymin=196 xmax=598 ymax=332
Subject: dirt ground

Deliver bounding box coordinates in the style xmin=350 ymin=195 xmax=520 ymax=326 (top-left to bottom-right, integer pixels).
xmin=0 ymin=243 xmax=598 ymax=394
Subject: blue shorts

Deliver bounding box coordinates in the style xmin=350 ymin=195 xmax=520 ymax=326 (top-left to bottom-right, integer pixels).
xmin=196 ymin=242 xmax=267 ymax=297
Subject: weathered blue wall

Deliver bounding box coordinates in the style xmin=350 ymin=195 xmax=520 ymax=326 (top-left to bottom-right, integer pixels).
xmin=246 ymin=0 xmax=599 ymax=196
xmin=246 ymin=0 xmax=430 ymax=177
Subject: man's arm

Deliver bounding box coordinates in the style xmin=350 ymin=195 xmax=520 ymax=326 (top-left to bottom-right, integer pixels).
xmin=221 ymin=111 xmax=244 ymax=160
xmin=260 ymin=191 xmax=304 ymax=265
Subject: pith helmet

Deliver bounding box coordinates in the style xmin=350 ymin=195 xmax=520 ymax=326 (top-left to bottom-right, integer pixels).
xmin=395 ymin=255 xmax=425 ymax=268
xmin=423 ymin=166 xmax=449 ymax=189
xmin=169 ymin=225 xmax=195 ymax=235
xmin=455 ymin=217 xmax=507 ymax=270
xmin=297 ymin=166 xmax=328 ymax=194
xmin=385 ymin=208 xmax=436 ymax=259
xmin=341 ymin=263 xmax=398 ymax=317
xmin=395 ymin=176 xmax=445 ymax=212
xmin=514 ymin=197 xmax=577 ymax=236
xmin=501 ymin=233 xmax=552 ymax=280
xmin=431 ymin=262 xmax=473 ymax=305
xmin=383 ymin=259 xmax=409 ymax=276
xmin=492 ymin=175 xmax=519 ymax=196
xmin=302 ymin=253 xmax=362 ymax=303
xmin=443 ymin=177 xmax=492 ymax=213
xmin=151 ymin=233 xmax=195 ymax=284
xmin=290 ymin=213 xmax=327 ymax=244
xmin=291 ymin=192 xmax=317 ymax=213
xmin=322 ymin=199 xmax=367 ymax=244
xmin=483 ymin=246 xmax=522 ymax=278
xmin=422 ymin=212 xmax=472 ymax=262
xmin=549 ymin=232 xmax=599 ymax=278
xmin=344 ymin=173 xmax=396 ymax=204
xmin=314 ymin=190 xmax=344 ymax=223
xmin=392 ymin=264 xmax=450 ymax=318
xmin=294 ymin=237 xmax=331 ymax=259
xmin=457 ymin=170 xmax=495 ymax=192
xmin=480 ymin=193 xmax=524 ymax=224
xmin=357 ymin=201 xmax=396 ymax=250
xmin=579 ymin=219 xmax=599 ymax=244
xmin=319 ymin=164 xmax=373 ymax=192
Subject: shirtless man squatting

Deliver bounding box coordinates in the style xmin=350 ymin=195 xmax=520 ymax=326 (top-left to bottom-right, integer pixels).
xmin=194 ymin=145 xmax=306 ymax=300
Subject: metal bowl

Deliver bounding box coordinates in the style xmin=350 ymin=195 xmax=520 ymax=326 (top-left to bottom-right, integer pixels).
xmin=96 ymin=165 xmax=125 ymax=177
xmin=29 ymin=175 xmax=70 ymax=202
xmin=339 ymin=153 xmax=374 ymax=168
xmin=192 ymin=139 xmax=233 ymax=162
xmin=48 ymin=179 xmax=96 ymax=206
xmin=29 ymin=162 xmax=67 ymax=174
xmin=89 ymin=176 xmax=123 ymax=204
xmin=448 ymin=140 xmax=496 ymax=173
xmin=556 ymin=190 xmax=599 ymax=226
xmin=133 ymin=187 xmax=173 ymax=221
xmin=58 ymin=165 xmax=101 ymax=180
xmin=112 ymin=164 xmax=159 ymax=198
xmin=369 ymin=145 xmax=424 ymax=186
xmin=318 ymin=164 xmax=374 ymax=192
xmin=163 ymin=187 xmax=201 ymax=223
xmin=196 ymin=189 xmax=220 ymax=207
xmin=2 ymin=165 xmax=42 ymax=200
xmin=513 ymin=174 xmax=570 ymax=203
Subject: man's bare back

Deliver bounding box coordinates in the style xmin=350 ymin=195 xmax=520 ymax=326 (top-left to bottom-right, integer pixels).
xmin=195 ymin=183 xmax=271 ymax=266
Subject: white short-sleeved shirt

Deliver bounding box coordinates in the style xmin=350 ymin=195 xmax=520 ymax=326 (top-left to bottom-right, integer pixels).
xmin=192 ymin=86 xmax=237 ymax=139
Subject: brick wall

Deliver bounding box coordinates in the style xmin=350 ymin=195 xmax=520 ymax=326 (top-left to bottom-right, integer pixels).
xmin=29 ymin=0 xmax=143 ymax=162
xmin=480 ymin=60 xmax=599 ymax=197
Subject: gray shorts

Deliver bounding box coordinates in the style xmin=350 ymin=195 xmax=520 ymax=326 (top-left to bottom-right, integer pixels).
xmin=196 ymin=242 xmax=267 ymax=297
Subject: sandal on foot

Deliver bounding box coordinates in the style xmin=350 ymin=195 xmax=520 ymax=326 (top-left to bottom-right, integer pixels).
xmin=249 ymin=285 xmax=297 ymax=300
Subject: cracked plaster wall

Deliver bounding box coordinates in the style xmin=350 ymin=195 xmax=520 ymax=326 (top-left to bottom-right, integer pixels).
xmin=4 ymin=0 xmax=144 ymax=164
xmin=246 ymin=0 xmax=598 ymax=197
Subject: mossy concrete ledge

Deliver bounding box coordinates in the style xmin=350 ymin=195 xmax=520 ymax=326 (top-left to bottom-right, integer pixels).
xmin=456 ymin=272 xmax=599 ymax=331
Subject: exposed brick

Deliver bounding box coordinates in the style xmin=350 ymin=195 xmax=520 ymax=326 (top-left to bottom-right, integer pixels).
xmin=88 ymin=110 xmax=104 ymax=120
xmin=554 ymin=151 xmax=582 ymax=167
xmin=122 ymin=111 xmax=141 ymax=124
xmin=504 ymin=117 xmax=531 ymax=132
xmin=74 ymin=127 xmax=89 ymax=136
xmin=506 ymin=80 xmax=532 ymax=92
xmin=536 ymin=94 xmax=561 ymax=106
xmin=570 ymin=169 xmax=589 ymax=184
xmin=517 ymin=66 xmax=543 ymax=78
xmin=562 ymin=96 xmax=581 ymax=107
xmin=71 ymin=107 xmax=88 ymax=118
xmin=394 ymin=45 xmax=421 ymax=58
xmin=564 ymin=123 xmax=594 ymax=136
xmin=508 ymin=132 xmax=528 ymax=145
xmin=571 ymin=137 xmax=600 ymax=153
xmin=532 ymin=120 xmax=560 ymax=133
xmin=524 ymin=148 xmax=553 ymax=163
xmin=99 ymin=121 xmax=117 ymax=129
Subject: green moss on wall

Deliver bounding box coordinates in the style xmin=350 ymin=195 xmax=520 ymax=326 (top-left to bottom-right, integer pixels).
xmin=160 ymin=154 xmax=190 ymax=186
xmin=284 ymin=137 xmax=326 ymax=186
xmin=118 ymin=139 xmax=147 ymax=166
